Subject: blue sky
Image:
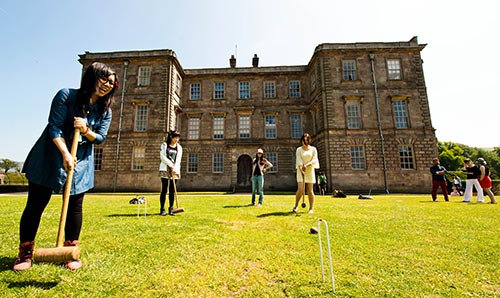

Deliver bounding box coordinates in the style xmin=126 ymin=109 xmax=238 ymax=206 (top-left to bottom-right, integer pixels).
xmin=1 ymin=0 xmax=498 ymax=161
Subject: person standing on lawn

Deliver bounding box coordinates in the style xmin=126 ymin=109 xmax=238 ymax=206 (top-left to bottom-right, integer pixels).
xmin=476 ymin=157 xmax=496 ymax=204
xmin=250 ymin=148 xmax=273 ymax=207
xmin=462 ymin=158 xmax=484 ymax=203
xmin=430 ymin=158 xmax=449 ymax=202
xmin=14 ymin=62 xmax=118 ymax=271
xmin=159 ymin=130 xmax=183 ymax=215
xmin=292 ymin=133 xmax=320 ymax=214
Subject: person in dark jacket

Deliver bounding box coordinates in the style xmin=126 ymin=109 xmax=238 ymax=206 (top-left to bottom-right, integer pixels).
xmin=14 ymin=62 xmax=118 ymax=271
xmin=430 ymin=158 xmax=449 ymax=202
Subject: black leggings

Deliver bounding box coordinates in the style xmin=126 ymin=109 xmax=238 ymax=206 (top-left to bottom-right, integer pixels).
xmin=19 ymin=182 xmax=84 ymax=243
xmin=159 ymin=178 xmax=175 ymax=210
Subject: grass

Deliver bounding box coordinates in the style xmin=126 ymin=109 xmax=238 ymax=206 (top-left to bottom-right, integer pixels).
xmin=0 ymin=192 xmax=499 ymax=297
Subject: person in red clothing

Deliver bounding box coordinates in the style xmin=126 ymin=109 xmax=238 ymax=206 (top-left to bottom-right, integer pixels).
xmin=429 ymin=158 xmax=449 ymax=202
xmin=477 ymin=157 xmax=497 ymax=204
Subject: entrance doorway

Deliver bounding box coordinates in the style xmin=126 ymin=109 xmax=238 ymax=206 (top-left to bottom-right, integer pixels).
xmin=236 ymin=155 xmax=252 ymax=191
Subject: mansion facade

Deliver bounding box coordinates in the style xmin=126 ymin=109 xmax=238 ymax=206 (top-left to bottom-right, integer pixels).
xmin=79 ymin=36 xmax=437 ymax=193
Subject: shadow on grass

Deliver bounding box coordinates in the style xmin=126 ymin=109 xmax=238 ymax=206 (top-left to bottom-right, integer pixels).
xmin=8 ymin=281 xmax=58 ymax=290
xmin=107 ymin=213 xmax=151 ymax=217
xmin=0 ymin=256 xmax=14 ymax=272
xmin=257 ymin=211 xmax=296 ymax=218
xmin=223 ymin=204 xmax=254 ymax=208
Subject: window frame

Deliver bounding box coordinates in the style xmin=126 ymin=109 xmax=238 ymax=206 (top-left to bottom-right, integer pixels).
xmin=134 ymin=104 xmax=148 ymax=132
xmin=399 ymin=145 xmax=415 ymax=170
xmin=350 ymin=145 xmax=366 ymax=170
xmin=132 ymin=146 xmax=145 ymax=171
xmin=214 ymin=82 xmax=225 ymax=99
xmin=137 ymin=66 xmax=152 ymax=86
xmin=187 ymin=153 xmax=198 ymax=173
xmin=345 ymin=100 xmax=362 ymax=129
xmin=264 ymin=114 xmax=277 ymax=139
xmin=238 ymin=114 xmax=251 ymax=139
xmin=393 ymin=100 xmax=410 ymax=129
xmin=212 ymin=152 xmax=224 ymax=173
xmin=239 ymin=81 xmax=250 ymax=99
xmin=290 ymin=113 xmax=303 ymax=139
xmin=263 ymin=81 xmax=276 ymax=99
xmin=187 ymin=115 xmax=201 ymax=140
xmin=212 ymin=114 xmax=225 ymax=140
xmin=289 ymin=80 xmax=301 ymax=98
xmin=387 ymin=59 xmax=402 ymax=80
xmin=190 ymin=83 xmax=201 ymax=100
xmin=342 ymin=60 xmax=358 ymax=81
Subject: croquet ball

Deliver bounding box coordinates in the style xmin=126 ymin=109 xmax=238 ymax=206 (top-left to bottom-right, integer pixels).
xmin=310 ymin=227 xmax=318 ymax=234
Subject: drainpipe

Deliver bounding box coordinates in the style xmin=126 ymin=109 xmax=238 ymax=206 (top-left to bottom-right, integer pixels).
xmin=319 ymin=57 xmax=332 ymax=188
xmin=113 ymin=60 xmax=129 ymax=192
xmin=369 ymin=53 xmax=389 ymax=194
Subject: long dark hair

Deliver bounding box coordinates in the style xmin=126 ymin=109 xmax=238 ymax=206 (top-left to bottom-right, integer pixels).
xmin=76 ymin=62 xmax=118 ymax=118
xmin=301 ymin=133 xmax=312 ymax=146
xmin=166 ymin=130 xmax=181 ymax=146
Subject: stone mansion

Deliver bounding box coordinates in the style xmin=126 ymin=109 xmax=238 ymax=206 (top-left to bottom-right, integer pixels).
xmin=78 ymin=36 xmax=437 ymax=193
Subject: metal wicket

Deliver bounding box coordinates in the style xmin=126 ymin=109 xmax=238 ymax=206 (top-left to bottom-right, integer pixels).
xmin=137 ymin=196 xmax=147 ymax=217
xmin=317 ymin=218 xmax=335 ymax=292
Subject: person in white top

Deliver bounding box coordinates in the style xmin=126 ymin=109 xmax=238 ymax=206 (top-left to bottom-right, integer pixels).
xmin=292 ymin=133 xmax=320 ymax=214
xmin=159 ymin=130 xmax=183 ymax=215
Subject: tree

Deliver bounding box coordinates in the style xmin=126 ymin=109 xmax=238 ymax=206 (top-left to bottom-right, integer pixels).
xmin=0 ymin=158 xmax=20 ymax=184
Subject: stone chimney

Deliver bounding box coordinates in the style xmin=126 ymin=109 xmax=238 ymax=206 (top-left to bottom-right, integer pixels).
xmin=229 ymin=55 xmax=236 ymax=68
xmin=252 ymin=54 xmax=259 ymax=67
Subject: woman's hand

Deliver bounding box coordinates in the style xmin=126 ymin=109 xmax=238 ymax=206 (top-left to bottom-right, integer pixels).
xmin=62 ymin=151 xmax=76 ymax=171
xmin=74 ymin=117 xmax=87 ymax=132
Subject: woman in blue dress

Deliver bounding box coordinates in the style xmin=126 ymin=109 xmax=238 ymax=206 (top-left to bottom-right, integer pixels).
xmin=13 ymin=62 xmax=118 ymax=271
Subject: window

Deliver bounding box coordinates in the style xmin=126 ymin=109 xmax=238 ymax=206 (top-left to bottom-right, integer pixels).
xmin=387 ymin=59 xmax=402 ymax=80
xmin=174 ymin=74 xmax=182 ymax=95
xmin=239 ymin=82 xmax=250 ymax=99
xmin=346 ymin=101 xmax=361 ymax=129
xmin=265 ymin=114 xmax=277 ymax=139
xmin=138 ymin=66 xmax=152 ymax=86
xmin=214 ymin=82 xmax=225 ymax=99
xmin=239 ymin=115 xmax=251 ymax=139
xmin=132 ymin=146 xmax=145 ymax=170
xmin=264 ymin=81 xmax=275 ymax=98
xmin=399 ymin=145 xmax=414 ymax=169
xmin=94 ymin=147 xmax=103 ymax=171
xmin=187 ymin=153 xmax=198 ymax=173
xmin=188 ymin=115 xmax=201 ymax=140
xmin=135 ymin=104 xmax=148 ymax=132
xmin=213 ymin=115 xmax=225 ymax=139
xmin=190 ymin=83 xmax=201 ymax=100
xmin=350 ymin=146 xmax=366 ymax=170
xmin=393 ymin=100 xmax=409 ymax=129
xmin=266 ymin=152 xmax=278 ymax=173
xmin=290 ymin=113 xmax=303 ymax=138
xmin=289 ymin=81 xmax=301 ymax=98
xmin=342 ymin=60 xmax=357 ymax=80
xmin=213 ymin=153 xmax=224 ymax=173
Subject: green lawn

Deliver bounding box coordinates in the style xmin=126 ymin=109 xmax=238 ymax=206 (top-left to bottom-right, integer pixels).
xmin=0 ymin=193 xmax=499 ymax=297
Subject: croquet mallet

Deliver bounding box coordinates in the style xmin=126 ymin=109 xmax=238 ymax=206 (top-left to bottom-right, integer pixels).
xmin=171 ymin=178 xmax=185 ymax=214
xmin=33 ymin=129 xmax=81 ymax=263
xmin=301 ymin=170 xmax=306 ymax=208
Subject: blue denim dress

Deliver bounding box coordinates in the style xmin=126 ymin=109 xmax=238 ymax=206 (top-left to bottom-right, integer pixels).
xmin=22 ymin=88 xmax=112 ymax=194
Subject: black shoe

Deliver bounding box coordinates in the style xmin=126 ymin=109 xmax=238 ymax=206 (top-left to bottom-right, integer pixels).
xmin=160 ymin=209 xmax=167 ymax=216
xmin=168 ymin=207 xmax=175 ymax=216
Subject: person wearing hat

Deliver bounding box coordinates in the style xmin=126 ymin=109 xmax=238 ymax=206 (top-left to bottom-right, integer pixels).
xmin=159 ymin=130 xmax=183 ymax=215
xmin=462 ymin=158 xmax=484 ymax=203
xmin=477 ymin=157 xmax=496 ymax=204
xmin=250 ymin=148 xmax=273 ymax=207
